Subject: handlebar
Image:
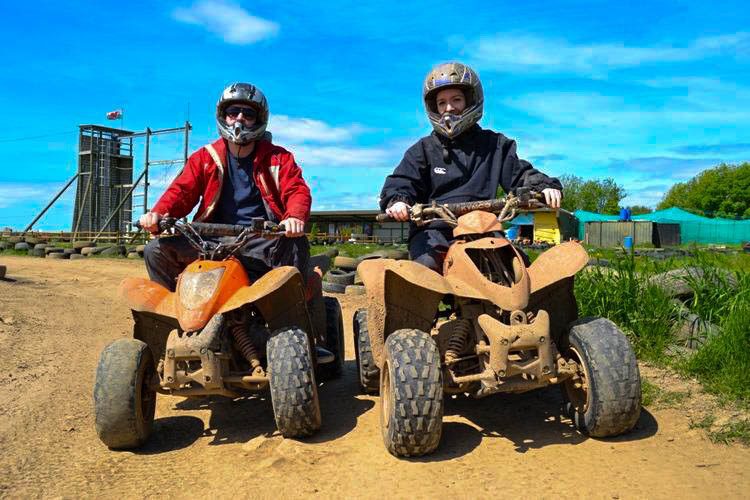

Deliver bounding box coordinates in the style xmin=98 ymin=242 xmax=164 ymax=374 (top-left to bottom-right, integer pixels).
xmin=134 ymin=217 xmax=288 ymax=260
xmin=135 ymin=218 xmax=286 ymax=236
xmin=375 ymin=189 xmax=546 ymax=223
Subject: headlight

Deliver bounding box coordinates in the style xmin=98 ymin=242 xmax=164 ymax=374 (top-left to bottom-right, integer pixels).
xmin=178 ymin=268 xmax=225 ymax=310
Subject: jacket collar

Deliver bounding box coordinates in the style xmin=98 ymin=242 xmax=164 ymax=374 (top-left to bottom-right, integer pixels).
xmin=212 ymin=137 xmax=274 ymax=169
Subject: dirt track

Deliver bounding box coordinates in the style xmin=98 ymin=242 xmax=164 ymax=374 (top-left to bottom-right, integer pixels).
xmin=0 ymin=255 xmax=748 ymax=498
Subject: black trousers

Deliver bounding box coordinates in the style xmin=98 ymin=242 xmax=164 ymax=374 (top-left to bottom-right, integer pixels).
xmin=408 ymin=226 xmax=454 ymax=272
xmin=144 ymin=235 xmax=310 ymax=292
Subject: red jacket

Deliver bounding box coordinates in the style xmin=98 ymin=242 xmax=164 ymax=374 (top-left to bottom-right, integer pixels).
xmin=152 ymin=138 xmax=311 ymax=223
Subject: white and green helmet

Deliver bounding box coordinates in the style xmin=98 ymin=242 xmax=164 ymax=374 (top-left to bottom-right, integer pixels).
xmin=423 ymin=62 xmax=484 ymax=139
xmin=216 ymin=82 xmax=269 ymax=145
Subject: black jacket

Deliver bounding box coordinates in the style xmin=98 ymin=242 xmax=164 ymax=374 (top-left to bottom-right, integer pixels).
xmin=379 ymin=125 xmax=562 ymax=211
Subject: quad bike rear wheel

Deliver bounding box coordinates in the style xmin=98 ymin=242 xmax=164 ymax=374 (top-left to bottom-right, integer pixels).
xmin=267 ymin=327 xmax=322 ymax=437
xmin=353 ymin=308 xmax=379 ymax=394
xmin=380 ymin=329 xmax=443 ymax=457
xmin=562 ymin=317 xmax=642 ymax=437
xmin=93 ymin=339 xmax=157 ymax=449
xmin=317 ymin=297 xmax=345 ymax=380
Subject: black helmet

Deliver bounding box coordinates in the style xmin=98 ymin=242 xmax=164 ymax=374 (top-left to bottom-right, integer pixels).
xmin=423 ymin=62 xmax=484 ymax=139
xmin=216 ymin=82 xmax=269 ymax=144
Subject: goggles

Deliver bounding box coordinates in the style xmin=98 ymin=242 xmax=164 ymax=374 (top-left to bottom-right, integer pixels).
xmin=225 ymin=105 xmax=257 ymax=120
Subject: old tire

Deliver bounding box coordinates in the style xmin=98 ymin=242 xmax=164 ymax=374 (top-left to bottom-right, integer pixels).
xmin=14 ymin=242 xmax=30 ymax=251
xmin=93 ymin=339 xmax=157 ymax=449
xmin=353 ymin=308 xmax=379 ymax=394
xmin=73 ymin=241 xmax=94 ymax=250
xmin=562 ymin=317 xmax=641 ymax=438
xmin=267 ymin=327 xmax=321 ymax=438
xmin=345 ymin=284 xmax=366 ymax=295
xmin=324 ymin=269 xmax=356 ymax=285
xmin=322 ymin=280 xmax=346 ymax=294
xmin=380 ymin=329 xmax=443 ymax=457
xmin=317 ymin=297 xmax=345 ymax=380
xmin=333 ymin=256 xmax=358 ymax=271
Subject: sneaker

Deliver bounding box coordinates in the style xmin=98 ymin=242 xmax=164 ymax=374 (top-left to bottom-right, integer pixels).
xmin=315 ymin=346 xmax=335 ymax=364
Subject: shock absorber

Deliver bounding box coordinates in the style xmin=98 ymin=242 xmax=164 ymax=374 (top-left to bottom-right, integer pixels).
xmin=229 ymin=317 xmax=261 ymax=369
xmin=445 ymin=319 xmax=472 ymax=364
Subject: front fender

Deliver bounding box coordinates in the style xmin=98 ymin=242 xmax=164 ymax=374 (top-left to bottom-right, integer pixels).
xmin=219 ymin=266 xmax=312 ymax=335
xmin=359 ymin=259 xmax=448 ymax=368
xmin=527 ymin=241 xmax=588 ymax=294
xmin=120 ymin=277 xmax=177 ymax=319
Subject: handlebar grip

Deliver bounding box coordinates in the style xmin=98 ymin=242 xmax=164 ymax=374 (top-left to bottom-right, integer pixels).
xmin=375 ymin=213 xmax=395 ymax=223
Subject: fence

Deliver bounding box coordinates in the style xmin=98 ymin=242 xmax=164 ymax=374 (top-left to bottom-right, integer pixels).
xmin=584 ymin=221 xmax=681 ymax=247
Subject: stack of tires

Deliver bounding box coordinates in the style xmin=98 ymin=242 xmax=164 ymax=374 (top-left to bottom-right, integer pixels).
xmin=322 ymin=256 xmax=359 ymax=294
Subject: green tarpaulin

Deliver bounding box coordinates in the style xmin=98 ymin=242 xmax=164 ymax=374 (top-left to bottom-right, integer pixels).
xmin=632 ymin=207 xmax=750 ymax=244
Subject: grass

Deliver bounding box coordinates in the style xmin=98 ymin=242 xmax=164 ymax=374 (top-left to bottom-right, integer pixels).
xmin=641 ymin=379 xmax=690 ymax=408
xmin=575 ymin=251 xmax=678 ymax=360
xmin=311 ymin=242 xmax=406 ymax=259
xmin=576 ymin=247 xmax=750 ymax=404
xmin=689 ymin=416 xmax=750 ymax=446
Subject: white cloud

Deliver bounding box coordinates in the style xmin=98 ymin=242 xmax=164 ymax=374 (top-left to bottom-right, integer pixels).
xmin=172 ymin=1 xmax=278 ymax=44
xmin=504 ymin=91 xmax=750 ymax=129
xmin=291 ymin=144 xmax=392 ymax=167
xmin=0 ymin=183 xmax=57 ymax=209
xmin=465 ymin=32 xmax=750 ymax=75
xmin=270 ymin=115 xmax=364 ymax=143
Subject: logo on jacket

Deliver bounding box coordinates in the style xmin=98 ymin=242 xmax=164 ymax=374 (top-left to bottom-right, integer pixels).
xmin=433 ymin=167 xmax=447 ymax=175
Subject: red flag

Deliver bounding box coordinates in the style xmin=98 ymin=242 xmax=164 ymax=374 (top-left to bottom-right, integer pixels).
xmin=106 ymin=109 xmax=123 ymax=120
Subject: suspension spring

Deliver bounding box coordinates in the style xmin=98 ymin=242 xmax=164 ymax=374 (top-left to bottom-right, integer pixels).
xmin=445 ymin=319 xmax=472 ymax=364
xmin=229 ymin=320 xmax=261 ymax=369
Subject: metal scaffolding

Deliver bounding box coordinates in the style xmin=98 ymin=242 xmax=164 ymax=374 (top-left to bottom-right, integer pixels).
xmin=23 ymin=122 xmax=191 ymax=239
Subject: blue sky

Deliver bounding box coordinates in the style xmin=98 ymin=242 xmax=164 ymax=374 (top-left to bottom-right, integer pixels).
xmin=1 ymin=0 xmax=749 ymax=229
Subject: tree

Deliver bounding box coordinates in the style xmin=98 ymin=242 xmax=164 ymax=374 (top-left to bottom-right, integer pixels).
xmin=629 ymin=205 xmax=653 ymax=215
xmin=658 ymin=163 xmax=750 ymax=218
xmin=559 ymin=174 xmax=626 ymax=214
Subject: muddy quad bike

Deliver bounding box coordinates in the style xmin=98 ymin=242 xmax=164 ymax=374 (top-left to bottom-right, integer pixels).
xmin=93 ymin=218 xmax=344 ymax=449
xmin=356 ymin=189 xmax=641 ymax=457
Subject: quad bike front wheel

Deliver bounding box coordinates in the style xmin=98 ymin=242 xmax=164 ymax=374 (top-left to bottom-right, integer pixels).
xmin=316 ymin=297 xmax=345 ymax=381
xmin=562 ymin=317 xmax=642 ymax=437
xmin=267 ymin=327 xmax=322 ymax=438
xmin=93 ymin=339 xmax=157 ymax=449
xmin=353 ymin=308 xmax=379 ymax=394
xmin=380 ymin=329 xmax=443 ymax=457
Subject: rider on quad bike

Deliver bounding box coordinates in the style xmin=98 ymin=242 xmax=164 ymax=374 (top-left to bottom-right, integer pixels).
xmin=93 ymin=83 xmax=344 ymax=449
xmin=379 ymin=61 xmax=563 ymax=273
xmin=139 ymin=81 xmax=332 ymax=362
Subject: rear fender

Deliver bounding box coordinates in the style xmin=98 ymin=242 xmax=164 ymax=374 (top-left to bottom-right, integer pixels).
xmin=359 ymin=259 xmax=449 ymax=368
xmin=218 ymin=266 xmax=312 ymax=335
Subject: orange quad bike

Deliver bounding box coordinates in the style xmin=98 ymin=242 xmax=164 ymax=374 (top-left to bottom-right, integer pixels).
xmin=355 ymin=189 xmax=642 ymax=457
xmin=93 ymin=218 xmax=344 ymax=449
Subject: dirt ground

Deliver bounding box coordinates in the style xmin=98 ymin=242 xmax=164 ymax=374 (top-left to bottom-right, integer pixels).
xmin=1 ymin=255 xmax=748 ymax=499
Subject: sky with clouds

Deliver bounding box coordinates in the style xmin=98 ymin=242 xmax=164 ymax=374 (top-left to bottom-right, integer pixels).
xmin=0 ymin=0 xmax=748 ymax=229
